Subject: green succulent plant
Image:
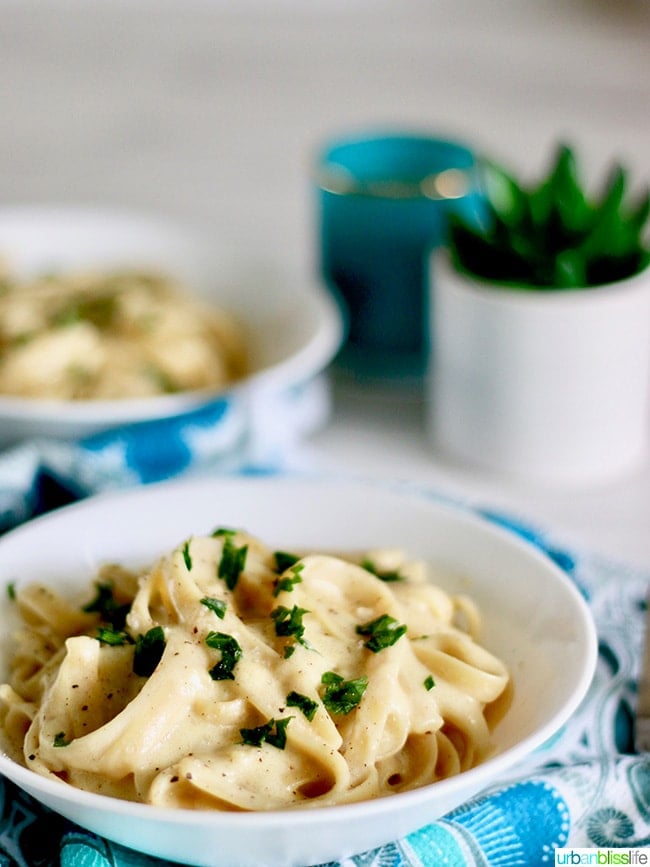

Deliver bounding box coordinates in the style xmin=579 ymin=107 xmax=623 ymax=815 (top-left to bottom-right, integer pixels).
xmin=448 ymin=144 xmax=650 ymax=289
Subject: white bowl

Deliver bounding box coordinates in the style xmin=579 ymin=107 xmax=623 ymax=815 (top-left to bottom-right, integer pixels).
xmin=0 ymin=205 xmax=343 ymax=446
xmin=0 ymin=476 xmax=597 ymax=867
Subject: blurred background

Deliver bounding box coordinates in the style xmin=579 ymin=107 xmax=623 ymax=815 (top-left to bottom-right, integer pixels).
xmin=1 ymin=0 xmax=649 ymax=563
xmin=1 ymin=0 xmax=648 ymax=275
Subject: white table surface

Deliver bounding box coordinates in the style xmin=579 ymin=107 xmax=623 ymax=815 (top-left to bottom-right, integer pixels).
xmin=1 ymin=0 xmax=649 ymax=569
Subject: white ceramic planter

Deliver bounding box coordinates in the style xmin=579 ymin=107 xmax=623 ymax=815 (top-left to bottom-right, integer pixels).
xmin=428 ymin=250 xmax=650 ymax=486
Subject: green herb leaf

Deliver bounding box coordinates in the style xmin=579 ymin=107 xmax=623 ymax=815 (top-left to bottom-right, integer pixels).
xmin=200 ymin=597 xmax=227 ymax=619
xmin=53 ymin=731 xmax=71 ymax=747
xmin=240 ymin=717 xmax=292 ymax=750
xmin=273 ymin=563 xmax=304 ymax=596
xmin=240 ymin=720 xmax=273 ymax=747
xmin=206 ymin=631 xmax=242 ymax=680
xmin=83 ymin=582 xmax=130 ymax=630
xmin=361 ymin=558 xmax=403 ymax=583
xmin=271 ymin=604 xmax=311 ymax=650
xmin=424 ymin=674 xmax=436 ymax=691
xmin=144 ymin=365 xmax=178 ymax=394
xmin=321 ymin=671 xmax=368 ymax=715
xmin=6 ymin=583 xmax=15 ymax=601
xmin=286 ymin=690 xmax=318 ymax=721
xmin=53 ymin=293 xmax=118 ymax=330
xmin=266 ymin=717 xmax=292 ymax=749
xmin=133 ymin=626 xmax=166 ymax=677
xmin=356 ymin=614 xmax=407 ymax=653
xmin=182 ymin=539 xmax=193 ymax=571
xmin=273 ymin=550 xmax=301 ymax=572
xmin=96 ymin=626 xmax=133 ymax=646
xmin=218 ymin=536 xmax=248 ymax=591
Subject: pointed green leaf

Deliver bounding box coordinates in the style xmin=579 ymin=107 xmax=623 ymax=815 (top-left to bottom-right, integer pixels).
xmin=448 ymin=145 xmax=649 ymax=289
xmin=554 ymin=249 xmax=586 ymax=288
xmin=481 ymin=161 xmax=529 ymax=227
xmin=597 ymin=164 xmax=627 ymax=218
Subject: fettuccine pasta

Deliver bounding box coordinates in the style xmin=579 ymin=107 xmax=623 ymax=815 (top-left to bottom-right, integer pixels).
xmin=0 ymin=265 xmax=247 ymax=400
xmin=0 ymin=530 xmax=510 ymax=810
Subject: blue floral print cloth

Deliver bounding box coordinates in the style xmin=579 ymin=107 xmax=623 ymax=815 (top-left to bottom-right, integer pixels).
xmin=0 ymin=378 xmax=329 ymax=536
xmin=0 ymin=459 xmax=648 ymax=865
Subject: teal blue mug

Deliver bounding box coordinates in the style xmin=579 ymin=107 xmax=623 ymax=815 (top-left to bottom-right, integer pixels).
xmin=315 ymin=131 xmax=486 ymax=379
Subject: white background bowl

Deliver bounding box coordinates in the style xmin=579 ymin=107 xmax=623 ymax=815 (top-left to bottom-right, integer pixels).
xmin=0 ymin=206 xmax=343 ymax=446
xmin=0 ymin=476 xmax=597 ymax=867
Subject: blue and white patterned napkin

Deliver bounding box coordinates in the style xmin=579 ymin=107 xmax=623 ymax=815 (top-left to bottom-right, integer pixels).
xmin=0 ymin=378 xmax=329 ymax=535
xmin=0 ymin=451 xmax=648 ymax=865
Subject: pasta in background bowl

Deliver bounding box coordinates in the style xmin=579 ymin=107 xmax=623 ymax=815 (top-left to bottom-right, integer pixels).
xmin=0 ymin=205 xmax=342 ymax=445
xmin=0 ymin=476 xmax=597 ymax=867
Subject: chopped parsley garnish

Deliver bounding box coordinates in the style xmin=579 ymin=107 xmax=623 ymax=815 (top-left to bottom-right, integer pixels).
xmin=273 ymin=563 xmax=304 ymax=596
xmin=271 ymin=604 xmax=311 ymax=650
xmin=53 ymin=293 xmax=118 ymax=330
xmin=361 ymin=558 xmax=403 ymax=583
xmin=133 ymin=626 xmax=166 ymax=677
xmin=273 ymin=550 xmax=301 ymax=573
xmin=212 ymin=527 xmax=236 ymax=538
xmin=205 ymin=631 xmax=242 ymax=680
xmin=6 ymin=583 xmax=15 ymax=601
xmin=145 ymin=365 xmax=178 ymax=394
xmin=96 ymin=627 xmax=133 ymax=646
xmin=424 ymin=674 xmax=436 ymax=691
xmin=240 ymin=717 xmax=292 ymax=749
xmin=53 ymin=732 xmax=71 ymax=747
xmin=321 ymin=671 xmax=368 ymax=715
xmin=218 ymin=535 xmax=248 ymax=591
xmin=356 ymin=614 xmax=407 ymax=653
xmin=200 ymin=597 xmax=227 ymax=619
xmin=286 ymin=690 xmax=318 ymax=721
xmin=83 ymin=582 xmax=130 ymax=630
xmin=182 ymin=539 xmax=193 ymax=571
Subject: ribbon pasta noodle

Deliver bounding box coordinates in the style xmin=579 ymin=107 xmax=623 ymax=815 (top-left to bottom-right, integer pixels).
xmin=0 ymin=530 xmax=510 ymax=811
xmin=0 ymin=266 xmax=247 ymax=400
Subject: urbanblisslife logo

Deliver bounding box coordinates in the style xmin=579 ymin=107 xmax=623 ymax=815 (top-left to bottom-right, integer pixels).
xmin=555 ymin=849 xmax=650 ymax=865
